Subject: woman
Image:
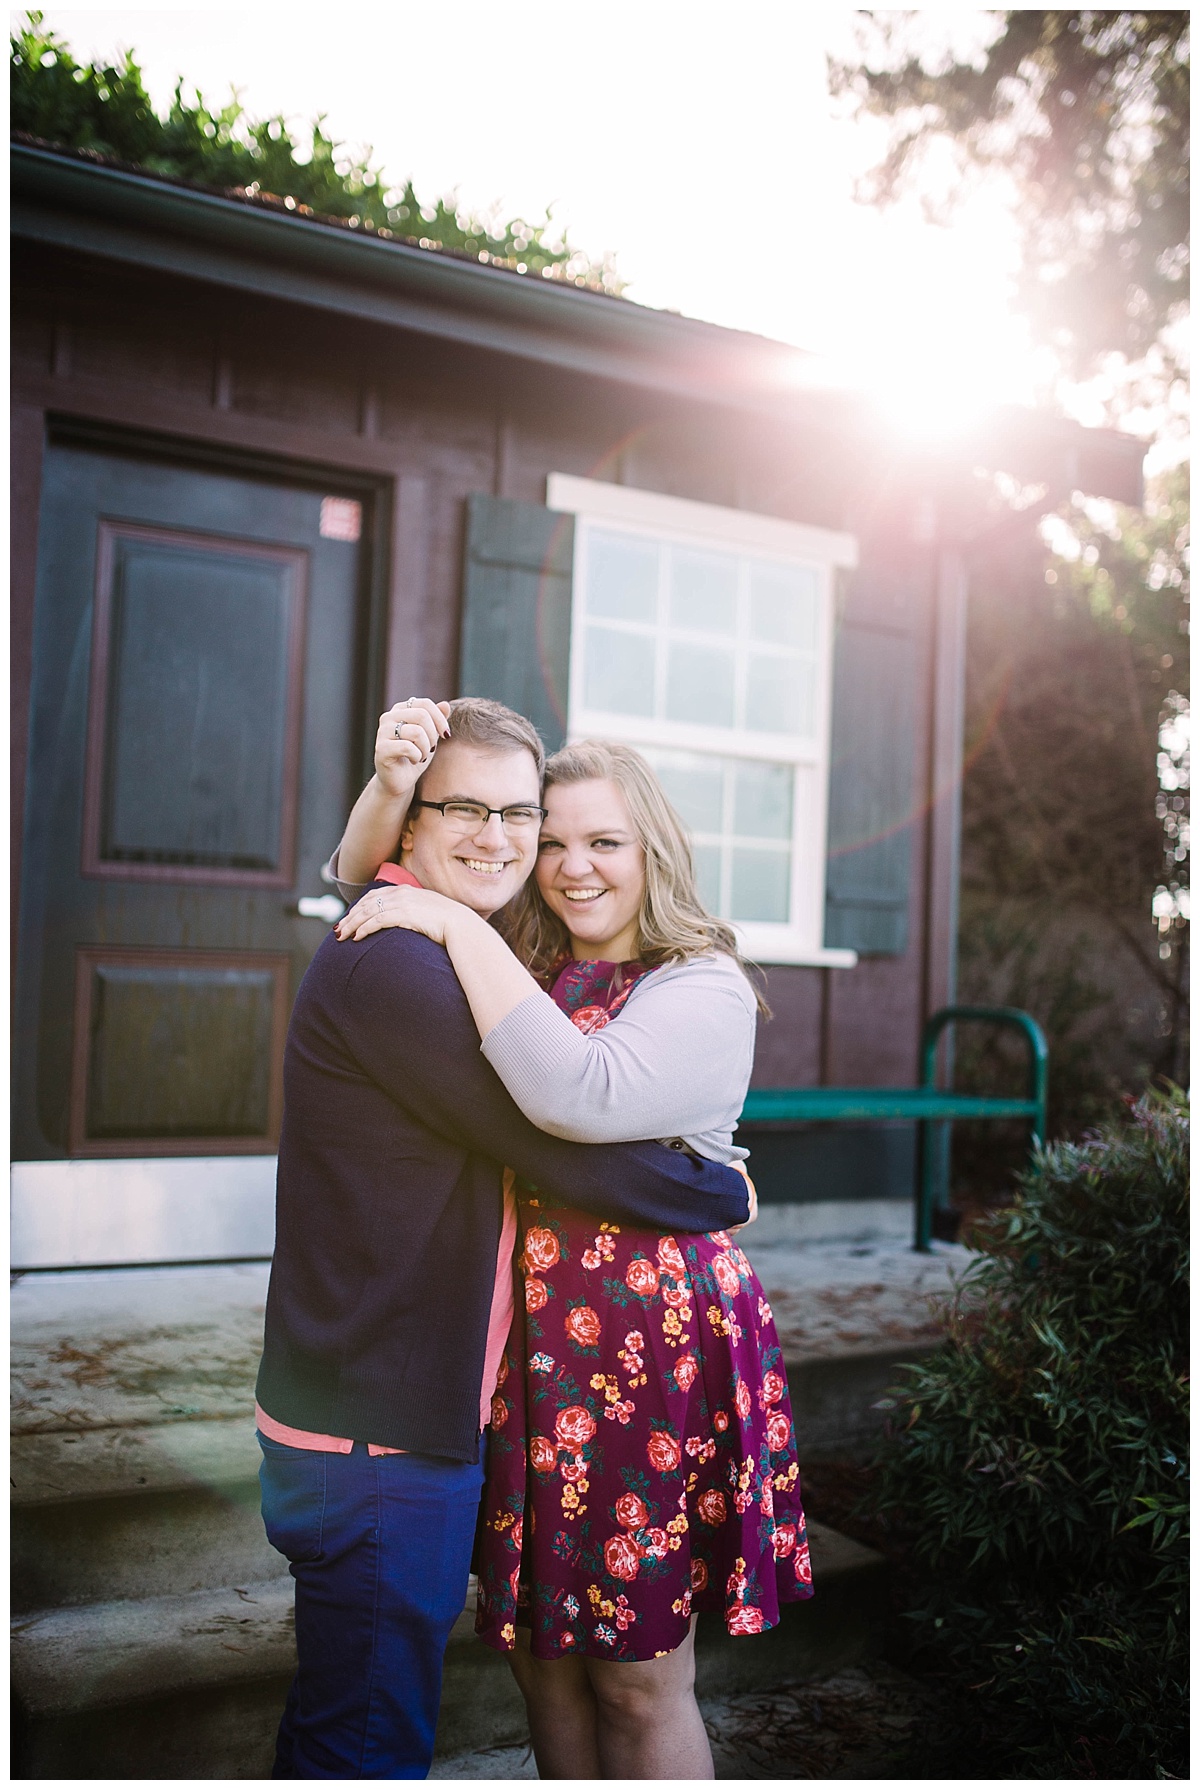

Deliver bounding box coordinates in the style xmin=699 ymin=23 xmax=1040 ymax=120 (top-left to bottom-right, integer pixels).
xmin=334 ymin=719 xmax=811 ymax=1780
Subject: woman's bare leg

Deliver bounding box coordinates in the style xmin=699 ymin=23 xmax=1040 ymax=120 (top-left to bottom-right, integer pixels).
xmin=586 ymin=1617 xmax=713 ymax=1780
xmin=507 ymin=1627 xmax=602 ymax=1779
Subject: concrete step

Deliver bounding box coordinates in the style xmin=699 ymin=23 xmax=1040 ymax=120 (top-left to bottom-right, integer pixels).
xmin=13 ymin=1574 xmax=297 ymax=1721
xmin=746 ymin=1232 xmax=970 ymax=1459
xmin=785 ymin=1342 xmax=940 ymax=1460
xmin=11 ymin=1250 xmax=919 ymax=1774
xmin=12 ymin=1414 xmax=261 ymax=1502
xmin=11 ymin=1263 xmax=269 ymax=1435
xmin=12 ymin=1522 xmax=886 ymax=1779
xmin=10 ymin=1367 xmax=909 ymax=1617
xmin=12 ymin=1418 xmax=276 ymax=1610
xmin=12 ymin=1573 xmax=296 ymax=1780
xmin=13 ymin=1478 xmax=278 ymax=1611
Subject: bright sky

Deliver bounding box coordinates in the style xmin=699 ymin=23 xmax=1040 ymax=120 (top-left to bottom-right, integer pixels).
xmin=20 ymin=6 xmax=1080 ymax=440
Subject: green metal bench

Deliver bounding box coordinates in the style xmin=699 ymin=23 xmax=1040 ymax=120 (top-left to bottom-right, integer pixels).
xmin=738 ymin=1006 xmax=1049 ymax=1252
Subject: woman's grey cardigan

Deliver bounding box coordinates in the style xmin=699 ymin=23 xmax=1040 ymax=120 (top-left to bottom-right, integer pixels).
xmin=481 ymin=953 xmax=756 ymax=1164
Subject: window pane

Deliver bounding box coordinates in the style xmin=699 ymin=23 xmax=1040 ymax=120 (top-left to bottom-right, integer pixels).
xmin=584 ymin=626 xmax=656 ymax=715
xmin=689 ymin=842 xmax=722 ymax=913
xmin=750 ymin=562 xmax=819 ymax=648
xmin=665 ymin=641 xmax=735 ymax=727
xmin=746 ymin=653 xmax=815 ymax=736
xmin=670 ymin=548 xmax=737 ymax=635
xmin=733 ymin=760 xmax=793 ymax=840
xmin=587 ymin=532 xmax=659 ymax=622
xmin=645 ymin=750 xmax=726 ymax=834
xmin=730 ymin=847 xmax=790 ymax=923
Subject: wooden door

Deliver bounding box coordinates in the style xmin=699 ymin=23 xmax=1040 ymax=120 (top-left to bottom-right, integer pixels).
xmin=14 ymin=441 xmax=372 ymax=1191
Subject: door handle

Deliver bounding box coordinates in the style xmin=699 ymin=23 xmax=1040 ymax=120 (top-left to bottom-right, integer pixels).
xmin=294 ymin=895 xmax=346 ymax=923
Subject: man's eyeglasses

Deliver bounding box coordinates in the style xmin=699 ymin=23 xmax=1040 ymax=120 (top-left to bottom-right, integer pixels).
xmin=412 ymin=799 xmax=548 ymax=832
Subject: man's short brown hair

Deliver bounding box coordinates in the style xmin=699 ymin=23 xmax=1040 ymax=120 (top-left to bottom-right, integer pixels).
xmin=414 ymin=698 xmax=545 ymax=800
xmin=444 ymin=698 xmax=546 ymax=776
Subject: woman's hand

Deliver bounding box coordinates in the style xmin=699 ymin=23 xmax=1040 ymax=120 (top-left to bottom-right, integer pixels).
xmin=373 ymin=698 xmax=451 ymax=800
xmin=337 ymin=878 xmax=541 ymax=1042
xmin=330 ymin=697 xmax=450 ymax=888
xmin=335 ymin=884 xmax=466 ymax=947
xmin=729 ymin=1162 xmax=759 ymax=1230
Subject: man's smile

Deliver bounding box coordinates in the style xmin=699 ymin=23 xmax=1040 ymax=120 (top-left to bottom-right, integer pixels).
xmin=459 ymin=857 xmax=510 ymax=876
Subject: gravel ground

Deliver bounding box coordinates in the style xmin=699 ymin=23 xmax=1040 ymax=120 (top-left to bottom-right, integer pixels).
xmin=430 ymin=1660 xmax=954 ymax=1780
xmin=703 ymin=1664 xmax=945 ymax=1779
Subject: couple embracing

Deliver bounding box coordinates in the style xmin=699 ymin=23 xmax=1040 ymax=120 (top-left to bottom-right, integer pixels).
xmin=255 ymin=694 xmax=812 ymax=1779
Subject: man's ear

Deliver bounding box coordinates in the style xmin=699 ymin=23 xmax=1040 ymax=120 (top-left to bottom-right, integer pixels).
xmin=399 ymin=815 xmax=415 ymax=857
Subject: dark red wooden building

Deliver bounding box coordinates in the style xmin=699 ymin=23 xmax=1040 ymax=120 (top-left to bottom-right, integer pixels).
xmin=11 ymin=141 xmax=1145 ymax=1267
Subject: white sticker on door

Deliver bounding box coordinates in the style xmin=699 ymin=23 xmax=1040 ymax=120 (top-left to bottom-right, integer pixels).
xmin=320 ymin=496 xmax=362 ymax=541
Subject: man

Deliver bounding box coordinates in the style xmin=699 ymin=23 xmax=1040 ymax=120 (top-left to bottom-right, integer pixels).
xmin=256 ymin=697 xmax=751 ymax=1779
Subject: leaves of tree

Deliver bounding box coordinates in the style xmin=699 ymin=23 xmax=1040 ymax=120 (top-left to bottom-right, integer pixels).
xmin=952 ymin=466 xmax=1189 ymax=1159
xmin=829 ymin=13 xmax=1189 ymax=385
xmin=10 ymin=12 xmax=623 ymax=293
xmin=963 ymin=465 xmax=1189 ymax=918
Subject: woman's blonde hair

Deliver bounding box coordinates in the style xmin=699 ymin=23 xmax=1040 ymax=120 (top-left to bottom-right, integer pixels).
xmin=498 ymin=739 xmax=769 ymax=1013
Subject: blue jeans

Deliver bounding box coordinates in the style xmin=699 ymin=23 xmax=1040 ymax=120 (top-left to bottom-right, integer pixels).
xmin=258 ymin=1434 xmax=485 ymax=1779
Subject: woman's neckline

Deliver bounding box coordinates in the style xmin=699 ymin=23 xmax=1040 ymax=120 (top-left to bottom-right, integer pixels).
xmin=564 ymin=956 xmax=646 ymax=971
xmin=569 ymin=959 xmax=644 ymax=973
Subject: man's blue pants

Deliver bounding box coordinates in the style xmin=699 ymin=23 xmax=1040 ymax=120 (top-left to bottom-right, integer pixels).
xmin=258 ymin=1433 xmax=486 ymax=1779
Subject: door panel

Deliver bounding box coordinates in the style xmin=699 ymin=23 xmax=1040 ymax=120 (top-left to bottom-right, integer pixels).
xmin=84 ymin=523 xmax=307 ymax=883
xmin=14 ymin=441 xmax=371 ymax=1174
xmin=70 ymin=947 xmax=289 ymax=1153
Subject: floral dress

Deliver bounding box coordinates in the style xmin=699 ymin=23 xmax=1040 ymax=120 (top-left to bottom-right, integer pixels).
xmin=475 ymin=957 xmax=813 ymax=1663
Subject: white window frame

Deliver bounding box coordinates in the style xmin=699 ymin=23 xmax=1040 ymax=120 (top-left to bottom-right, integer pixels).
xmin=547 ymin=474 xmax=859 ymax=967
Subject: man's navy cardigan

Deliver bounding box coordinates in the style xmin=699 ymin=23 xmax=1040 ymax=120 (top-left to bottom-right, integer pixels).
xmin=256 ymin=917 xmax=752 ymax=1463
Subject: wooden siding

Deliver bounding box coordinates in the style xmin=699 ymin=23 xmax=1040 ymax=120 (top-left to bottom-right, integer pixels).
xmin=12 ymin=237 xmax=953 ymax=1100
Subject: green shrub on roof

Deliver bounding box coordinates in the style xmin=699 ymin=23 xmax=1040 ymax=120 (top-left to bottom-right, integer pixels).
xmin=11 ymin=11 xmax=623 ymax=293
xmin=873 ymin=1085 xmax=1188 ymax=1777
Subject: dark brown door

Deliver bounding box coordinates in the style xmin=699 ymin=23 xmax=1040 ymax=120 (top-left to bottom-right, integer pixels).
xmin=14 ymin=438 xmax=374 ymax=1163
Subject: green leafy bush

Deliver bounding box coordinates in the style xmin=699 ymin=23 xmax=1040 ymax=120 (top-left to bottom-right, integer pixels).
xmin=11 ymin=11 xmax=622 ymax=291
xmin=874 ymin=1087 xmax=1188 ymax=1777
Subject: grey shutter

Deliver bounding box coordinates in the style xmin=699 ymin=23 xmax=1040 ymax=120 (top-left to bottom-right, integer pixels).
xmin=823 ymin=565 xmax=921 ymax=956
xmin=459 ymin=495 xmax=574 ymax=753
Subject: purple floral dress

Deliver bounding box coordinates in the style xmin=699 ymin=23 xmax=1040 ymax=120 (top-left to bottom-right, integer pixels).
xmin=475 ymin=957 xmax=813 ymax=1663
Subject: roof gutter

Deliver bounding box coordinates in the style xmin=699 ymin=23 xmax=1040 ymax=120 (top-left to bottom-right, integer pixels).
xmin=11 ymin=142 xmax=823 ymax=416
xmin=12 ymin=142 xmax=1145 ymax=505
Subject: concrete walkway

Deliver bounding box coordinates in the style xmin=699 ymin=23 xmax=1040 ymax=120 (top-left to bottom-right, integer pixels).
xmin=743 ymin=1209 xmax=972 ymax=1367
xmin=12 ymin=1217 xmax=973 ymax=1505
xmin=12 ymin=1261 xmax=268 ymax=1437
xmin=11 ymin=1214 xmax=972 ymax=1441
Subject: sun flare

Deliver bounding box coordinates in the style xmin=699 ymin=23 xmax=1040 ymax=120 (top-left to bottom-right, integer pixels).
xmin=777 ymin=190 xmax=1037 ymax=443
